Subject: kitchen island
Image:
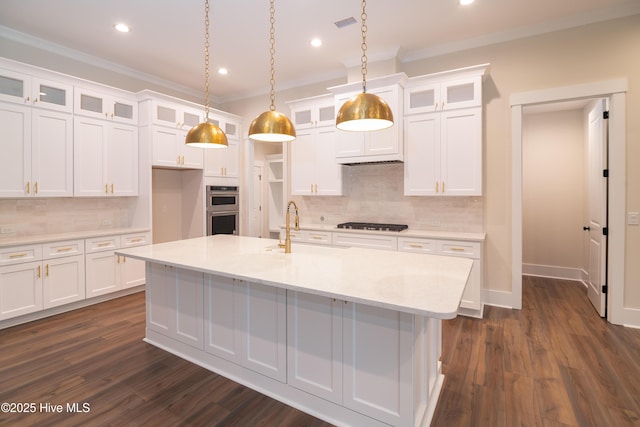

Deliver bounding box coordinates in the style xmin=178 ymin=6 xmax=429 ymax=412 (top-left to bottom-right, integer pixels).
xmin=116 ymin=235 xmax=473 ymax=427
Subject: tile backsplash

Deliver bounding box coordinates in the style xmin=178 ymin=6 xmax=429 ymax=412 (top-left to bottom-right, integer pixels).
xmin=292 ymin=163 xmax=483 ymax=232
xmin=0 ymin=198 xmax=130 ymax=238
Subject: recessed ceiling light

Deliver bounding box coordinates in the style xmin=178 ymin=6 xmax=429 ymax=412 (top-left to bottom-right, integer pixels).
xmin=310 ymin=38 xmax=322 ymax=47
xmin=114 ymin=23 xmax=130 ymax=33
xmin=218 ymin=67 xmax=228 ymax=75
xmin=459 ymin=0 xmax=475 ymax=5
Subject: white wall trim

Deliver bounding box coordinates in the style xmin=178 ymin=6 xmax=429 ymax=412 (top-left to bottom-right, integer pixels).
xmin=511 ymin=81 xmax=627 ymax=325
xmin=522 ymin=264 xmax=586 ymax=282
xmin=482 ymin=289 xmax=515 ymax=310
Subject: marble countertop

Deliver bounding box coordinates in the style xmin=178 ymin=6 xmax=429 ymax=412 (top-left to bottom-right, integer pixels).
xmin=117 ymin=234 xmax=473 ymax=319
xmin=0 ymin=227 xmax=151 ymax=248
xmin=280 ymin=224 xmax=486 ymax=242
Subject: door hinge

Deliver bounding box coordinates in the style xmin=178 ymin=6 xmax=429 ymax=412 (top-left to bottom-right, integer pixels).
xmin=603 ymin=111 xmax=609 ymax=119
xmin=602 ymin=285 xmax=608 ymax=294
xmin=603 ymin=227 xmax=608 ymax=236
xmin=603 ymin=169 xmax=609 ymax=178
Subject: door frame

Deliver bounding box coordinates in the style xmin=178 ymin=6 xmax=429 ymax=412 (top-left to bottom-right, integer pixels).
xmin=510 ymin=79 xmax=626 ymax=324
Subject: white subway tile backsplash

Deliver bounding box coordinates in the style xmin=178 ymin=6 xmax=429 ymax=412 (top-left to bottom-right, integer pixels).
xmin=294 ymin=163 xmax=483 ymax=232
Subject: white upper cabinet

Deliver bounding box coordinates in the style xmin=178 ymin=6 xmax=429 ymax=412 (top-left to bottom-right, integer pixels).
xmin=204 ymin=114 xmax=242 ymax=182
xmin=329 ymin=74 xmax=406 ymax=164
xmin=74 ymin=86 xmax=138 ymax=124
xmin=74 ymin=116 xmax=138 ymax=197
xmin=404 ymin=64 xmax=488 ymax=115
xmin=404 ymin=108 xmax=482 ymax=196
xmin=0 ymin=69 xmax=72 ymax=113
xmin=288 ymin=95 xmax=347 ymax=196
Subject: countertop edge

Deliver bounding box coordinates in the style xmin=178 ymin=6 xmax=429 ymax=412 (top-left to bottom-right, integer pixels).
xmin=0 ymin=227 xmax=151 ymax=248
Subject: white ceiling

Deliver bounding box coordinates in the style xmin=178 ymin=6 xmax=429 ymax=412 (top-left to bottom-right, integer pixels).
xmin=0 ymin=0 xmax=638 ymax=103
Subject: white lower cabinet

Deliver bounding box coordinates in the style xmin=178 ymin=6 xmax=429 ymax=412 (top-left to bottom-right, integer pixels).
xmin=42 ymin=239 xmax=85 ymax=309
xmin=147 ymin=263 xmax=204 ymax=349
xmin=398 ymin=236 xmax=482 ymax=313
xmin=332 ymin=232 xmax=398 ymax=251
xmin=286 ymin=291 xmax=420 ymax=425
xmin=204 ymin=274 xmax=287 ymax=382
xmin=85 ymin=232 xmax=149 ymax=297
xmin=287 ymin=292 xmax=343 ymax=403
xmin=0 ymin=260 xmax=42 ymax=320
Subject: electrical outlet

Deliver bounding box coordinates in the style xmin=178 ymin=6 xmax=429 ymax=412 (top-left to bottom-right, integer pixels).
xmin=1 ymin=224 xmax=16 ymax=234
xmin=102 ymin=219 xmax=112 ymax=226
xmin=628 ymin=212 xmax=639 ymax=226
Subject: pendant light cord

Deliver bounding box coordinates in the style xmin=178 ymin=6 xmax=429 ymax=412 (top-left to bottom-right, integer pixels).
xmin=204 ymin=0 xmax=211 ymax=121
xmin=360 ymin=0 xmax=368 ymax=93
xmin=269 ymin=0 xmax=277 ymax=111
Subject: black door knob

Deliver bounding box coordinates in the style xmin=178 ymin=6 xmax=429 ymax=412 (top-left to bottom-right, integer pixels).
xmin=583 ymin=226 xmax=591 ymax=231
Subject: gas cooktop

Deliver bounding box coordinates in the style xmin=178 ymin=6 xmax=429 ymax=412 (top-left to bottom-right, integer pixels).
xmin=336 ymin=222 xmax=408 ymax=232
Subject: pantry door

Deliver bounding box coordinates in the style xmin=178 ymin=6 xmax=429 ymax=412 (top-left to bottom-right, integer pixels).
xmin=586 ymin=99 xmax=608 ymax=317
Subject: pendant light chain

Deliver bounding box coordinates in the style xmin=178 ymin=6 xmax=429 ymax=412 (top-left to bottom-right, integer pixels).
xmin=203 ymin=0 xmax=211 ymax=121
xmin=269 ymin=0 xmax=277 ymax=111
xmin=360 ymin=0 xmax=368 ymax=93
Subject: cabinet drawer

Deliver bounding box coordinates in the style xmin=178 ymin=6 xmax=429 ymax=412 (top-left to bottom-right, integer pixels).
xmin=332 ymin=233 xmax=397 ymax=251
xmin=303 ymin=230 xmax=332 ymax=245
xmin=121 ymin=232 xmax=151 ymax=248
xmin=397 ymin=237 xmax=437 ymax=254
xmin=438 ymin=240 xmax=480 ymax=259
xmin=0 ymin=244 xmax=42 ymax=266
xmin=85 ymin=236 xmax=120 ymax=253
xmin=42 ymin=239 xmax=84 ymax=259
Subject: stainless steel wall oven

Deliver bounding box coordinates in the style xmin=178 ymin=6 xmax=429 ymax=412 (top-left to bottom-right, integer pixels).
xmin=206 ymin=186 xmax=239 ymax=235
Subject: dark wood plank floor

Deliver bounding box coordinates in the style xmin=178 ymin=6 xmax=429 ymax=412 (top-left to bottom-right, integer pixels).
xmin=1 ymin=276 xmax=639 ymax=426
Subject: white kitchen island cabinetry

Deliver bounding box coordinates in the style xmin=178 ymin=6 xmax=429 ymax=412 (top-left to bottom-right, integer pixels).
xmin=118 ymin=235 xmax=473 ymax=427
xmin=288 ymin=95 xmax=347 ymax=196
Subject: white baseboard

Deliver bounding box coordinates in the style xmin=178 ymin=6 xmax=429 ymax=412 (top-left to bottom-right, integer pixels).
xmin=621 ymin=307 xmax=640 ymax=329
xmin=482 ymin=288 xmax=514 ymax=310
xmin=522 ymin=263 xmax=586 ymax=282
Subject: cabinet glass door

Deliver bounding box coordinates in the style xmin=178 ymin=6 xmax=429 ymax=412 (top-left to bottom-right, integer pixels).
xmin=0 ymin=69 xmax=28 ymax=104
xmin=33 ymin=78 xmax=72 ymax=113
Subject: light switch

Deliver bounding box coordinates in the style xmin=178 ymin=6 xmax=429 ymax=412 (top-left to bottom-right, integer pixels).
xmin=628 ymin=212 xmax=639 ymax=225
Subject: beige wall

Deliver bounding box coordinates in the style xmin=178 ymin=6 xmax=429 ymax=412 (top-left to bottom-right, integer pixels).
xmin=2 ymin=14 xmax=639 ymax=308
xmin=522 ymin=109 xmax=586 ymax=272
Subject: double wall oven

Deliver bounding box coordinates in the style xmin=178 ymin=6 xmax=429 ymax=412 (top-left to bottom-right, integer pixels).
xmin=207 ymin=186 xmax=239 ymax=236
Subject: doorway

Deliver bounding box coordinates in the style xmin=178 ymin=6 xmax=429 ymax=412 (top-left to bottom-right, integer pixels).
xmin=510 ymin=80 xmax=626 ymax=324
xmin=521 ymin=99 xmax=607 ymax=316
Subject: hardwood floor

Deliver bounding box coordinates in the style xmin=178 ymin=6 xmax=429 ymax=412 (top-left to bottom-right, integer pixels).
xmin=1 ymin=276 xmax=639 ymax=426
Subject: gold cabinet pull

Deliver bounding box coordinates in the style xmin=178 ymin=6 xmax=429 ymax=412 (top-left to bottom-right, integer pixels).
xmin=34 ymin=181 xmax=38 ymax=194
xmin=10 ymin=253 xmax=27 ymax=259
xmin=37 ymin=265 xmax=41 ymax=278
xmin=310 ymin=184 xmax=314 ymax=193
xmin=311 ymin=235 xmax=323 ymax=240
xmin=105 ymin=183 xmax=109 ymax=194
xmin=117 ymin=255 xmax=121 ymax=263
xmin=442 ymin=181 xmax=445 ymax=193
xmin=26 ymin=181 xmax=30 ymax=194
xmin=409 ymin=243 xmax=423 ymax=248
xmin=449 ymin=247 xmax=465 ymax=252
xmin=177 ymin=155 xmax=181 ymax=165
xmin=111 ymin=184 xmax=114 ymax=194
xmin=56 ymin=247 xmax=73 ymax=252
xmin=130 ymin=238 xmax=143 ymax=243
xmin=97 ymin=242 xmax=111 ymax=247
xmin=45 ymin=264 xmax=49 ymax=277
xmin=315 ymin=184 xmax=318 ymax=193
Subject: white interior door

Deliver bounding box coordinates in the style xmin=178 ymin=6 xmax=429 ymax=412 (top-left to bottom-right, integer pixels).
xmin=586 ymin=99 xmax=608 ymax=316
xmin=250 ymin=162 xmax=264 ymax=238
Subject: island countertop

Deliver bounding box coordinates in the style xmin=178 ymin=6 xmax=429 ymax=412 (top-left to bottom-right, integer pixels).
xmin=116 ymin=234 xmax=473 ymax=319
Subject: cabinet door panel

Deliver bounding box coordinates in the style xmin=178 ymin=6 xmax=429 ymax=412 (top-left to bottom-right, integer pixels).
xmin=366 ymin=86 xmax=401 ymax=157
xmin=0 ymin=261 xmax=42 ymax=320
xmin=31 ymin=109 xmax=73 ymax=197
xmin=147 ymin=263 xmax=172 ymax=333
xmin=287 ymin=291 xmax=342 ymax=403
xmin=43 ymin=255 xmax=85 ymax=309
xmin=404 ymin=113 xmax=440 ymax=196
xmin=440 ymin=108 xmax=481 ymax=195
xmin=174 ymin=268 xmax=204 ymax=349
xmin=109 ymin=123 xmax=138 ymax=196
xmin=290 ymin=129 xmax=315 ymax=195
xmin=121 ymin=256 xmax=145 ymax=289
xmin=204 ymin=275 xmax=240 ymax=361
xmin=343 ymin=302 xmax=413 ymax=425
xmin=315 ymin=127 xmax=345 ymax=196
xmin=0 ymin=103 xmax=31 ymax=197
xmin=85 ymin=251 xmax=119 ymax=297
xmin=237 ymin=281 xmax=286 ymax=382
xmin=74 ymin=116 xmax=108 ymax=197
xmin=151 ymin=127 xmax=179 ymax=167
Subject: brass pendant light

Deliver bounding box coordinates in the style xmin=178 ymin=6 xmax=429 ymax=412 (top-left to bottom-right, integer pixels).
xmin=185 ymin=0 xmax=228 ymax=148
xmin=248 ymin=0 xmax=296 ymax=142
xmin=336 ymin=0 xmax=394 ymax=132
